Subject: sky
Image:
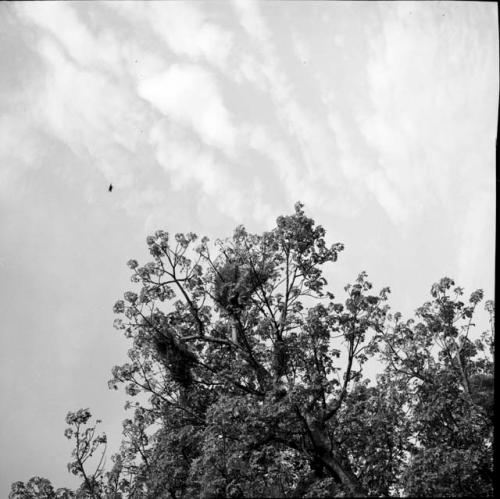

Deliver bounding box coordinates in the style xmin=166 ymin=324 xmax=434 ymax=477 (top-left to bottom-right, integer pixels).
xmin=0 ymin=0 xmax=497 ymax=494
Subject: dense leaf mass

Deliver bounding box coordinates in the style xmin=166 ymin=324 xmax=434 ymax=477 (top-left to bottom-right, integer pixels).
xmin=11 ymin=204 xmax=494 ymax=498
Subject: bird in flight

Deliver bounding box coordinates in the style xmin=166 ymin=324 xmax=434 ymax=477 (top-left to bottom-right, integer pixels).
xmin=108 ymin=184 xmax=113 ymax=192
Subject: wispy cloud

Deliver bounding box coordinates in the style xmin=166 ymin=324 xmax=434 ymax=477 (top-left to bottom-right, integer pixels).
xmin=111 ymin=1 xmax=234 ymax=72
xmin=356 ymin=2 xmax=497 ymax=228
xmin=8 ymin=3 xmax=152 ymax=196
xmin=149 ymin=120 xmax=231 ymax=196
xmin=231 ymin=0 xmax=345 ymax=214
xmin=9 ymin=1 xmax=275 ymax=224
xmin=138 ymin=64 xmax=237 ymax=154
xmin=15 ymin=2 xmax=123 ymax=73
xmin=4 ymin=0 xmax=496 ymax=237
xmin=232 ymin=0 xmax=271 ymax=45
xmin=146 ymin=2 xmax=233 ymax=71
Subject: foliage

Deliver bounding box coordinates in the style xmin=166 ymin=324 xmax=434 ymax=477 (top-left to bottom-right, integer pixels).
xmin=9 ymin=476 xmax=75 ymax=499
xmin=11 ymin=203 xmax=494 ymax=498
xmin=371 ymin=278 xmax=494 ymax=497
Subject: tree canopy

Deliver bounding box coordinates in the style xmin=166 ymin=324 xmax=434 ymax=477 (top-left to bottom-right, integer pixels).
xmin=11 ymin=203 xmax=494 ymax=498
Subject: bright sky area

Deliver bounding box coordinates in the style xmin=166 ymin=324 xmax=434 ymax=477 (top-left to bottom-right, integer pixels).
xmin=0 ymin=1 xmax=497 ymax=495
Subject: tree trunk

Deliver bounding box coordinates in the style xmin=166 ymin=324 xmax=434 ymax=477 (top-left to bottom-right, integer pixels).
xmin=319 ymin=450 xmax=367 ymax=497
xmin=308 ymin=418 xmax=368 ymax=497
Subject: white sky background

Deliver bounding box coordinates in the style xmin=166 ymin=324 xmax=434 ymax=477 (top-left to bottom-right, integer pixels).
xmin=0 ymin=0 xmax=497 ymax=494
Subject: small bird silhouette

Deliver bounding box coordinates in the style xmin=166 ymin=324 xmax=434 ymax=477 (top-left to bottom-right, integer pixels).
xmin=108 ymin=184 xmax=113 ymax=192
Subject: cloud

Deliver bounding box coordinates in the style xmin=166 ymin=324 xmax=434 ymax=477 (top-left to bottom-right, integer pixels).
xmin=147 ymin=2 xmax=233 ymax=71
xmin=232 ymin=0 xmax=271 ymax=45
xmin=7 ymin=1 xmax=277 ymax=228
xmin=231 ymin=0 xmax=346 ymax=213
xmin=111 ymin=1 xmax=233 ymax=72
xmin=149 ymin=121 xmax=226 ymax=195
xmin=14 ymin=2 xmax=122 ymax=73
xmin=36 ymin=38 xmax=147 ymax=182
xmin=0 ymin=114 xmax=44 ymax=201
xmin=291 ymin=31 xmax=310 ymax=65
xmin=456 ymin=188 xmax=495 ymax=291
xmin=306 ymin=4 xmax=489 ymax=227
xmin=242 ymin=123 xmax=310 ymax=206
xmin=147 ymin=119 xmax=256 ymax=225
xmin=138 ymin=64 xmax=237 ymax=154
xmin=365 ymin=170 xmax=408 ymax=225
xmin=9 ymin=3 xmax=155 ymax=196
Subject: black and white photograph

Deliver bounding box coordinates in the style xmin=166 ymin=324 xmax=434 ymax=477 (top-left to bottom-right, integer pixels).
xmin=0 ymin=1 xmax=496 ymax=497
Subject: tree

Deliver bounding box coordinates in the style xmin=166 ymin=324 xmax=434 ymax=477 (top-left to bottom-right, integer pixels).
xmin=107 ymin=202 xmax=394 ymax=497
xmin=371 ymin=278 xmax=494 ymax=496
xmin=64 ymin=408 xmax=108 ymax=497
xmin=10 ymin=410 xmax=124 ymax=499
xmin=11 ymin=203 xmax=494 ymax=497
xmin=9 ymin=476 xmax=75 ymax=499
